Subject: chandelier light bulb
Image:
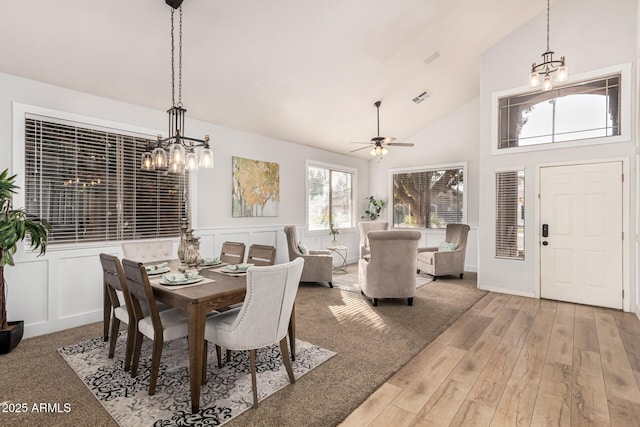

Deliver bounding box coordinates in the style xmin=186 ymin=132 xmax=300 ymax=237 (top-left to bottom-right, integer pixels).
xmin=141 ymin=152 xmax=154 ymax=171
xmin=529 ymin=71 xmax=541 ymax=87
xmin=170 ymin=143 xmax=186 ymax=166
xmin=556 ymin=65 xmax=568 ymax=82
xmin=153 ymin=147 xmax=168 ymax=169
xmin=542 ymin=74 xmax=553 ymax=91
xmin=199 ymin=146 xmax=214 ymax=168
xmin=185 ymin=151 xmax=198 ymax=171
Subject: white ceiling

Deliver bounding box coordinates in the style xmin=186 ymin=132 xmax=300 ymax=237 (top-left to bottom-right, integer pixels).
xmin=0 ymin=0 xmax=550 ymax=158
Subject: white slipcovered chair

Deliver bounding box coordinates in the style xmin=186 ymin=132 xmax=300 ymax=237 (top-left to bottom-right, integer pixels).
xmin=358 ymin=221 xmax=389 ymax=259
xmin=203 ymin=258 xmax=304 ymax=408
xmin=122 ymin=240 xmax=174 ymax=263
xmin=359 ymin=230 xmax=421 ymax=306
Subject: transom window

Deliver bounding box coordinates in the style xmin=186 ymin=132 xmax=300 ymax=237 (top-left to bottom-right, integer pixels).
xmin=24 ymin=114 xmax=187 ymax=244
xmin=391 ymin=164 xmax=465 ymax=229
xmin=307 ymin=163 xmax=354 ymax=231
xmin=498 ymin=74 xmax=620 ymax=149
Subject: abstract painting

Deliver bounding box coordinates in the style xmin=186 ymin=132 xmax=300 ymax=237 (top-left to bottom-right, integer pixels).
xmin=232 ymin=156 xmax=280 ymax=217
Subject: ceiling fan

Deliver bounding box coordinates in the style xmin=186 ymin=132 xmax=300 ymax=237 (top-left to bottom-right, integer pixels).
xmin=350 ymin=100 xmax=414 ymax=156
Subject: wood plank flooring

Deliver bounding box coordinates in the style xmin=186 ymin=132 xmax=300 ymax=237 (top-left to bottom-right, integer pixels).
xmin=340 ymin=293 xmax=640 ymax=426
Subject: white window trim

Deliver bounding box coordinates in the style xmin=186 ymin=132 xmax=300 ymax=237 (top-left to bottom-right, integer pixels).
xmin=305 ymin=159 xmax=357 ymax=234
xmin=387 ymin=161 xmax=467 ymax=232
xmin=11 ymin=102 xmax=199 ymax=249
xmin=490 ymin=62 xmax=632 ymax=156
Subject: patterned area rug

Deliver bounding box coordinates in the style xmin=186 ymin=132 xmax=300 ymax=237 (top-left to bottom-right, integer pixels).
xmin=329 ymin=271 xmax=433 ymax=293
xmin=58 ymin=334 xmax=335 ymax=426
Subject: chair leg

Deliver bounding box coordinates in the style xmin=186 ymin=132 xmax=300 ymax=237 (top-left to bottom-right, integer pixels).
xmin=372 ymin=298 xmax=378 ymax=306
xmin=131 ymin=331 xmax=144 ymax=377
xmin=215 ymin=345 xmax=223 ymax=368
xmin=279 ymin=337 xmax=296 ymax=384
xmin=202 ymin=341 xmax=208 ymax=385
xmin=226 ymin=349 xmax=232 ymax=363
xmin=250 ymin=349 xmax=259 ymax=408
xmin=328 ymin=281 xmax=333 ymax=288
xmin=432 ymin=276 xmax=437 ymax=281
xmin=124 ymin=321 xmax=136 ymax=371
xmin=148 ymin=338 xmax=164 ymax=395
xmin=460 ymin=273 xmax=464 ymax=279
xmin=108 ymin=316 xmax=120 ymax=358
xmin=288 ymin=304 xmax=296 ymax=361
xmin=408 ymin=297 xmax=414 ymax=306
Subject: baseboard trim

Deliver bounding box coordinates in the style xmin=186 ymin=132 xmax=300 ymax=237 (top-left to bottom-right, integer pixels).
xmin=477 ymin=284 xmax=536 ymax=298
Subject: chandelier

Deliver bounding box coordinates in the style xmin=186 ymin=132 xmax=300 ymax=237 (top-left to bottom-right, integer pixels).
xmin=141 ymin=0 xmax=213 ymax=172
xmin=528 ymin=0 xmax=568 ymax=91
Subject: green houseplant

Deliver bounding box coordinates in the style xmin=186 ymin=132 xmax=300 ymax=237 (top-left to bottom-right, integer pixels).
xmin=362 ymin=196 xmax=384 ymax=221
xmin=0 ymin=169 xmax=50 ymax=353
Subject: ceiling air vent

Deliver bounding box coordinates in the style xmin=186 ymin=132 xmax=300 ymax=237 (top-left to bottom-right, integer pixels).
xmin=412 ymin=90 xmax=431 ymax=104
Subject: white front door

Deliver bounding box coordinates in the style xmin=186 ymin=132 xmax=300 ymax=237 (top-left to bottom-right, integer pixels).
xmin=540 ymin=161 xmax=623 ymax=309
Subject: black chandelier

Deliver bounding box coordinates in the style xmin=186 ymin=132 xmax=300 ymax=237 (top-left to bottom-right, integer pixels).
xmin=528 ymin=0 xmax=568 ymax=91
xmin=141 ymin=0 xmax=213 ymax=172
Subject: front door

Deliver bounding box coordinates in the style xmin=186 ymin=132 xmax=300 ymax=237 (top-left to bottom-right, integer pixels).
xmin=539 ymin=161 xmax=623 ymax=309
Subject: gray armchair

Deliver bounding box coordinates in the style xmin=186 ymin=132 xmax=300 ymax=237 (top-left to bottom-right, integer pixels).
xmin=358 ymin=230 xmax=421 ymax=306
xmin=284 ymin=225 xmax=333 ymax=288
xmin=358 ymin=221 xmax=389 ymax=259
xmin=417 ymin=224 xmax=470 ymax=280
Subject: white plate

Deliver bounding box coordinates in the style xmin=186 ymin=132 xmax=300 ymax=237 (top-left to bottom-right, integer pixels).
xmin=146 ymin=266 xmax=171 ymax=275
xmin=221 ymin=267 xmax=247 ymax=274
xmin=201 ymin=260 xmax=222 ymax=267
xmin=158 ymin=276 xmax=203 ymax=286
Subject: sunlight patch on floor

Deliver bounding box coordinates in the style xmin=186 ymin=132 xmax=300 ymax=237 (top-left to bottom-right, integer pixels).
xmin=328 ymin=291 xmax=391 ymax=332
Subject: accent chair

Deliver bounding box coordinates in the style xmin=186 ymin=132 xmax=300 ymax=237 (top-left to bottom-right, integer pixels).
xmin=358 ymin=221 xmax=389 ymax=259
xmin=283 ymin=225 xmax=333 ymax=288
xmin=416 ymin=223 xmax=470 ymax=280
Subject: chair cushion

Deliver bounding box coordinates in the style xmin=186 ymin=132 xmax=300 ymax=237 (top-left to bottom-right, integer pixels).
xmin=114 ymin=306 xmax=129 ymax=323
xmin=138 ymin=308 xmax=189 ymax=341
xmin=298 ymin=242 xmax=309 ymax=255
xmin=438 ymin=241 xmax=458 ymax=252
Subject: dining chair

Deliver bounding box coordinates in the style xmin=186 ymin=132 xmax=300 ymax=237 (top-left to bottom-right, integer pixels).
xmin=100 ymin=253 xmax=135 ymax=371
xmin=121 ymin=258 xmax=190 ymax=395
xmin=246 ymin=244 xmax=276 ymax=266
xmin=122 ymin=239 xmax=174 ymax=263
xmin=203 ymin=257 xmax=304 ymax=408
xmin=220 ymin=241 xmax=246 ymax=264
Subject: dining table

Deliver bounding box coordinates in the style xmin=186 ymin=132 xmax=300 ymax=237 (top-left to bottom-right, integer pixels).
xmin=103 ymin=259 xmax=296 ymax=414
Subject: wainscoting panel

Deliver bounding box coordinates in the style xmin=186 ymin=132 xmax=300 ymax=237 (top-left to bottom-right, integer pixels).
xmin=4 ymin=259 xmax=48 ymax=327
xmin=57 ymin=255 xmax=104 ymax=320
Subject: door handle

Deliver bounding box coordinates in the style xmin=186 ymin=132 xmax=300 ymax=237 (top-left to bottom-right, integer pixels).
xmin=542 ymin=224 xmax=549 ymax=237
xmin=542 ymin=241 xmax=548 ymax=246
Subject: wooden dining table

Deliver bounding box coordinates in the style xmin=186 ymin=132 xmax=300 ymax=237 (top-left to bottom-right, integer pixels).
xmin=103 ymin=259 xmax=296 ymax=414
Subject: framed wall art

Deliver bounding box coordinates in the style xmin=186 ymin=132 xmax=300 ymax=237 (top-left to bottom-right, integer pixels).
xmin=232 ymin=156 xmax=280 ymax=217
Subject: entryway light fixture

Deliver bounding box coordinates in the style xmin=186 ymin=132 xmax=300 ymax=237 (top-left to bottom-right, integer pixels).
xmin=141 ymin=0 xmax=214 ymax=172
xmin=528 ymin=0 xmax=568 ymax=91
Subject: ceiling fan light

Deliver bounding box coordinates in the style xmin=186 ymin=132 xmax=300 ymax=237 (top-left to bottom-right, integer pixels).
xmin=381 ymin=147 xmax=389 ymax=156
xmin=369 ymin=148 xmax=378 ymax=156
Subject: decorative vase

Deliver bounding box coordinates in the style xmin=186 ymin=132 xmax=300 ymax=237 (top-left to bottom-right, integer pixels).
xmin=177 ymin=218 xmax=190 ymax=263
xmin=0 ymin=320 xmax=24 ymax=354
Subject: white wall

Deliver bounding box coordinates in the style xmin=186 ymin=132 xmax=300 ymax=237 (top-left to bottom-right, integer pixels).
xmin=478 ymin=0 xmax=638 ymax=310
xmin=367 ymin=97 xmax=480 ymax=272
xmin=0 ymin=72 xmax=368 ymax=338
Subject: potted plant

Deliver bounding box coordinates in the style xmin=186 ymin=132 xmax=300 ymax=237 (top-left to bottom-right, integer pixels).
xmin=0 ymin=169 xmax=50 ymax=353
xmin=362 ymin=196 xmax=384 ymax=221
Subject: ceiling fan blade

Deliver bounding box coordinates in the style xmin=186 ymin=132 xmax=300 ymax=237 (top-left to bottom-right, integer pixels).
xmin=385 ymin=142 xmax=414 ymax=147
xmin=350 ymin=145 xmax=372 ymax=153
xmin=381 ymin=136 xmax=397 ymax=143
xmin=349 ymin=141 xmax=372 ymax=144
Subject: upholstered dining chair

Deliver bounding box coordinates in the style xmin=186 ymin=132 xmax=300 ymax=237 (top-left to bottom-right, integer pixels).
xmin=122 ymin=239 xmax=174 ymax=263
xmin=100 ymin=253 xmax=135 ymax=371
xmin=283 ymin=225 xmax=333 ymax=288
xmin=358 ymin=221 xmax=389 ymax=259
xmin=220 ymin=241 xmax=246 ymax=264
xmin=359 ymin=230 xmax=421 ymax=306
xmin=246 ymin=244 xmax=276 ymax=266
xmin=416 ymin=223 xmax=470 ymax=280
xmin=202 ymin=258 xmax=304 ymax=408
xmin=121 ymin=258 xmax=190 ymax=395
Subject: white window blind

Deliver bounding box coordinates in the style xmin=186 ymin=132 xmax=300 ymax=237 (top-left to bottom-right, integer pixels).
xmin=392 ymin=167 xmax=463 ymax=229
xmin=495 ymin=170 xmax=524 ymax=259
xmin=24 ymin=115 xmax=187 ymax=244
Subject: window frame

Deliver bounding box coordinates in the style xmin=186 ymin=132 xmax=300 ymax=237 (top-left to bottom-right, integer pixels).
xmin=305 ymin=160 xmax=357 ymax=233
xmin=490 ymin=62 xmax=632 ymax=156
xmin=12 ymin=103 xmax=193 ymax=249
xmin=495 ymin=167 xmax=525 ymax=260
xmin=387 ymin=162 xmax=467 ymax=231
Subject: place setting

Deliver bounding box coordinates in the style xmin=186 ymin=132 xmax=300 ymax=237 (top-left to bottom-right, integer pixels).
xmin=213 ymin=262 xmax=254 ymax=276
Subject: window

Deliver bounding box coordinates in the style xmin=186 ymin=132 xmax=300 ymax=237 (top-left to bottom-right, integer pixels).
xmin=498 ymin=74 xmax=620 ymax=149
xmin=391 ymin=164 xmax=464 ymax=229
xmin=495 ymin=169 xmax=524 ymax=260
xmin=307 ymin=163 xmax=354 ymax=231
xmin=25 ymin=114 xmax=187 ymax=244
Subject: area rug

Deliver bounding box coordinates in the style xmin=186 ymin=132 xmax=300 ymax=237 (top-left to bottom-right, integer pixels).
xmin=329 ymin=271 xmax=433 ymax=293
xmin=58 ymin=334 xmax=335 ymax=427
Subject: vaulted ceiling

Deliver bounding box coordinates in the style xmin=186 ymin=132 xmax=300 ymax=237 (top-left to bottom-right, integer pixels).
xmin=0 ymin=0 xmax=551 ymax=158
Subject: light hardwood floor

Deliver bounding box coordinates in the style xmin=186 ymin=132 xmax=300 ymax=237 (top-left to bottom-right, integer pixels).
xmin=340 ymin=292 xmax=640 ymax=426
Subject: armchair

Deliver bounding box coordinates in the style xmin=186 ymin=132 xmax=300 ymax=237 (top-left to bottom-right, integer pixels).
xmin=416 ymin=224 xmax=470 ymax=280
xmin=358 ymin=230 xmax=421 ymax=306
xmin=358 ymin=221 xmax=389 ymax=259
xmin=283 ymin=225 xmax=333 ymax=288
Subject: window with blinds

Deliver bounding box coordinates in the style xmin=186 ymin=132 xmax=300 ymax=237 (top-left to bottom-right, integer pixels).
xmin=495 ymin=170 xmax=524 ymax=259
xmin=24 ymin=115 xmax=187 ymax=244
xmin=392 ymin=166 xmax=464 ymax=229
xmin=307 ymin=164 xmax=354 ymax=231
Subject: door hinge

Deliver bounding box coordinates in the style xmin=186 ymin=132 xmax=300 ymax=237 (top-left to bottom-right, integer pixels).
xmin=622 ymin=289 xmax=624 ymax=298
xmin=622 ymin=173 xmax=624 ymax=182
xmin=622 ymin=231 xmax=624 ymax=240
